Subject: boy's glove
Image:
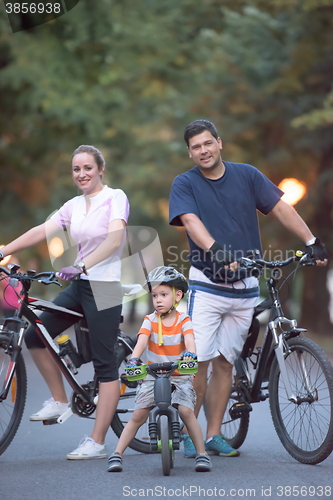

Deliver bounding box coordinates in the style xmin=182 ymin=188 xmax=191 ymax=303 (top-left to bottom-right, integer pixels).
xmin=126 ymin=357 xmax=142 ymax=369
xmin=181 ymin=352 xmax=197 ymax=360
xmin=209 ymin=242 xmax=235 ymax=266
xmin=305 ymin=238 xmax=329 ymax=262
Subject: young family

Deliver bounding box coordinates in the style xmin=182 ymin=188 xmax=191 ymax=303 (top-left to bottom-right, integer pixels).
xmin=0 ymin=120 xmax=328 ymax=472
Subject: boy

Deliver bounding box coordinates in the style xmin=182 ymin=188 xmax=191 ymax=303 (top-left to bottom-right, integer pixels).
xmin=107 ymin=266 xmax=212 ymax=472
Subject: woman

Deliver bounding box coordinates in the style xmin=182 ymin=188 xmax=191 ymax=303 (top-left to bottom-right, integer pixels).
xmin=0 ymin=145 xmax=130 ymax=459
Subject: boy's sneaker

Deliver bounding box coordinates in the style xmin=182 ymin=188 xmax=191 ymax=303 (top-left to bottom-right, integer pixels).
xmin=181 ymin=434 xmax=196 ymax=458
xmin=29 ymin=398 xmax=69 ymax=421
xmin=195 ymin=453 xmax=212 ymax=472
xmin=205 ymin=435 xmax=240 ymax=457
xmin=66 ymin=436 xmax=107 ymax=460
xmin=107 ymin=452 xmax=123 ymax=472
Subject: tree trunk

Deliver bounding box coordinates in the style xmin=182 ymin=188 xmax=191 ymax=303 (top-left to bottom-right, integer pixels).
xmin=299 ymin=265 xmax=333 ymax=335
xmin=299 ymin=145 xmax=333 ymax=335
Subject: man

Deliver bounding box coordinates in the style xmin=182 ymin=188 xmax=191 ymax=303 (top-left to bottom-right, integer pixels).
xmin=168 ymin=119 xmax=328 ymax=458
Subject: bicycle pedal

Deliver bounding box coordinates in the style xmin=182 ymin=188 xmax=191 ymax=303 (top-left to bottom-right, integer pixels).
xmin=42 ymin=418 xmax=59 ymax=425
xmin=229 ymin=402 xmax=252 ymax=419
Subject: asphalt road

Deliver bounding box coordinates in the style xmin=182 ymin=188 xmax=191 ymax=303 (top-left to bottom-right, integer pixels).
xmin=1 ymin=345 xmax=332 ymax=500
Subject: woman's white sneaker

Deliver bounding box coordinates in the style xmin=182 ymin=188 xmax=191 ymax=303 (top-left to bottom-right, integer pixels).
xmin=29 ymin=398 xmax=69 ymax=421
xmin=67 ymin=436 xmax=107 ymax=460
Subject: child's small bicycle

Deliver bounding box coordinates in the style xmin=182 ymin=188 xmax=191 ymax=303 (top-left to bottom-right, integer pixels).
xmin=126 ymin=359 xmax=198 ymax=476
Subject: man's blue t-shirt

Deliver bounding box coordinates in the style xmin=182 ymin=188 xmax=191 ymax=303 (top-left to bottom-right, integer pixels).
xmin=169 ymin=162 xmax=283 ymax=283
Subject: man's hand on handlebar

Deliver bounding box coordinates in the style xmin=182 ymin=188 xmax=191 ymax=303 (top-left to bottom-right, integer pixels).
xmin=305 ymin=238 xmax=329 ymax=266
xmin=209 ymin=242 xmax=238 ymax=270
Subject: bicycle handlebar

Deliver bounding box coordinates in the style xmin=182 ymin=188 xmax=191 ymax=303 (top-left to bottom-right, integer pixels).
xmin=0 ymin=266 xmax=61 ymax=286
xmin=238 ymin=251 xmax=313 ymax=270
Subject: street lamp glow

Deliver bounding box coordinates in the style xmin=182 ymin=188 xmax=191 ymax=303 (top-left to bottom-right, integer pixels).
xmin=278 ymin=178 xmax=306 ymax=206
xmin=49 ymin=237 xmax=64 ymax=258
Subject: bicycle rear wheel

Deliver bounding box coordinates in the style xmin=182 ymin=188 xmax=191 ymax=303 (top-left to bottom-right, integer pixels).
xmin=269 ymin=337 xmax=333 ymax=464
xmin=110 ymin=340 xmax=152 ymax=454
xmin=0 ymin=349 xmax=27 ymax=455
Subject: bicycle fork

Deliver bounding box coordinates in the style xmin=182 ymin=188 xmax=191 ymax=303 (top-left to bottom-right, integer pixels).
xmin=270 ymin=318 xmax=302 ymax=403
xmin=148 ymin=377 xmax=180 ymax=452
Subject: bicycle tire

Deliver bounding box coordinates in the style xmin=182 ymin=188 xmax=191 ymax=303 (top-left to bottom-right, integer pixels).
xmin=160 ymin=414 xmax=171 ymax=476
xmin=0 ymin=350 xmax=27 ymax=455
xmin=221 ymin=386 xmax=250 ymax=449
xmin=269 ymin=337 xmax=333 ymax=465
xmin=110 ymin=343 xmax=153 ymax=454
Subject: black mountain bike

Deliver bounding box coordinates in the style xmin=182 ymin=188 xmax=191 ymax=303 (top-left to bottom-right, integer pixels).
xmin=0 ymin=263 xmax=149 ymax=456
xmin=221 ymin=251 xmax=333 ymax=465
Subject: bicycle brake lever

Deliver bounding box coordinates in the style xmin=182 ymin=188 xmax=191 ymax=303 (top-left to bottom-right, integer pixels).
xmin=38 ymin=276 xmax=62 ymax=286
xmin=299 ymin=253 xmax=315 ymax=266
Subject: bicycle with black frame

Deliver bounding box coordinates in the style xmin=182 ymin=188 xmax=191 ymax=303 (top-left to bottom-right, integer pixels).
xmin=220 ymin=250 xmax=333 ymax=465
xmin=0 ymin=263 xmax=152 ymax=456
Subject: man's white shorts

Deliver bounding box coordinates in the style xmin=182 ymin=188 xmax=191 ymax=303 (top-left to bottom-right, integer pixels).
xmin=187 ymin=268 xmax=259 ymax=364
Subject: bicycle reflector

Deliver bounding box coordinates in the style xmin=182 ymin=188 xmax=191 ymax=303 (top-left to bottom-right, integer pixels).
xmin=177 ymin=360 xmax=198 ymax=374
xmin=125 ymin=364 xmax=147 ymax=381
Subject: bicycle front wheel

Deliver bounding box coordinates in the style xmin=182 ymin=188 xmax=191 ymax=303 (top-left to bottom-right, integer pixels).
xmin=110 ymin=342 xmax=152 ymax=454
xmin=0 ymin=349 xmax=27 ymax=455
xmin=159 ymin=414 xmax=171 ymax=476
xmin=269 ymin=337 xmax=333 ymax=465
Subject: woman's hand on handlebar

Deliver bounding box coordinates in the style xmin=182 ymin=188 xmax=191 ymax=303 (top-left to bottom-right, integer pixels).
xmin=56 ymin=265 xmax=88 ymax=281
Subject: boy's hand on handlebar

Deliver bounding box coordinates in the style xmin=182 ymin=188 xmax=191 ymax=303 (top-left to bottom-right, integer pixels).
xmin=180 ymin=351 xmax=197 ymax=361
xmin=126 ymin=357 xmax=142 ymax=369
xmin=305 ymin=238 xmax=329 ymax=266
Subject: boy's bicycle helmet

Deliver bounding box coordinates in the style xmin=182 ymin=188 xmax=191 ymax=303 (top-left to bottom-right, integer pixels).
xmin=144 ymin=267 xmax=188 ymax=347
xmin=144 ymin=266 xmax=188 ymax=295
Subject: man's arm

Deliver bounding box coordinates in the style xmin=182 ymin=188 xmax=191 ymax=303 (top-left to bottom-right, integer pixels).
xmin=270 ymin=199 xmax=328 ymax=265
xmin=179 ymin=213 xmax=237 ymax=269
xmin=179 ymin=213 xmax=214 ymax=251
xmin=270 ymin=199 xmax=314 ymax=242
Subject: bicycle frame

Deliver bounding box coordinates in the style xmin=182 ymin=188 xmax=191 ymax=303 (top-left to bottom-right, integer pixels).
xmin=235 ymin=265 xmax=307 ymax=405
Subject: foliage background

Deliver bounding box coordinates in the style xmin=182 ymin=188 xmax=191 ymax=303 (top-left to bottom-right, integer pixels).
xmin=0 ymin=0 xmax=332 ymax=333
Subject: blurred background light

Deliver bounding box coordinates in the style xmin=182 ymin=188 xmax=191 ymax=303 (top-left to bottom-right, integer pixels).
xmin=49 ymin=237 xmax=64 ymax=258
xmin=278 ymin=178 xmax=307 ymax=206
